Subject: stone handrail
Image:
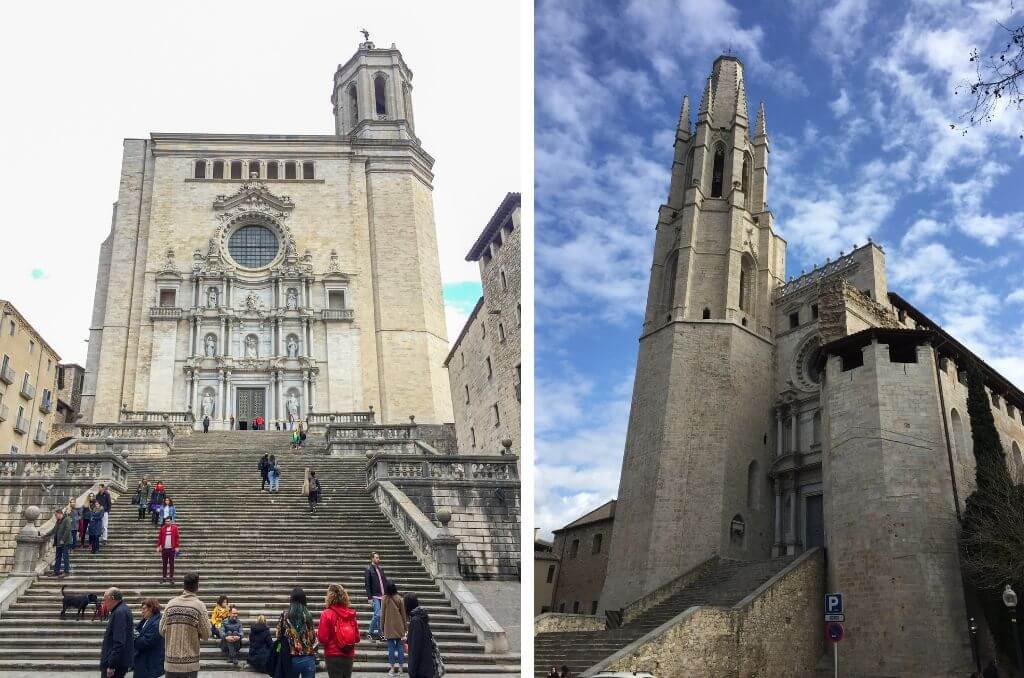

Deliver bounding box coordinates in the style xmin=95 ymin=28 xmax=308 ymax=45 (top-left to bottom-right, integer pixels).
xmin=620 ymin=556 xmax=719 ymax=625
xmin=120 ymin=410 xmax=194 ymax=424
xmin=365 ymin=453 xmax=520 ymax=488
xmin=535 ymin=613 xmax=606 ymax=634
xmin=78 ymin=423 xmax=175 ymax=443
xmin=371 ymin=480 xmax=508 ymax=654
xmin=0 ymin=452 xmax=130 ymax=489
xmin=9 ymin=482 xmax=109 ymax=577
xmin=307 ymin=411 xmax=375 ymax=424
xmin=327 ymin=422 xmax=458 ymax=454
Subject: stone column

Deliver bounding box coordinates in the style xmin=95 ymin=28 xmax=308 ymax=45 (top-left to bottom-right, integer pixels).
xmin=221 ymin=317 xmax=228 ymax=357
xmin=773 ymin=480 xmax=783 ymax=557
xmin=225 ymin=370 xmax=233 ymax=426
xmin=275 ymin=318 xmax=282 ymax=356
xmin=276 ymin=370 xmax=285 ymax=427
xmin=776 ymin=408 xmax=784 ymax=456
xmin=269 ymin=371 xmax=278 ymax=422
xmin=305 ymin=318 xmax=312 ymax=357
xmin=309 ymin=374 xmax=317 ymax=412
xmin=216 ymin=370 xmax=224 ymax=424
xmin=225 ymin=277 xmax=231 ymax=308
xmin=304 ymin=371 xmax=312 ymax=417
xmin=190 ymin=317 xmax=197 ymax=356
xmin=790 ymin=410 xmax=799 ymax=455
xmin=787 ymin=480 xmax=798 ymax=554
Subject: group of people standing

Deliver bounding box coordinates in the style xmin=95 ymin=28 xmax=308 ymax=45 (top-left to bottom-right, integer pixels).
xmin=98 ymin=566 xmax=440 ymax=678
xmin=50 ymin=483 xmax=114 ymax=577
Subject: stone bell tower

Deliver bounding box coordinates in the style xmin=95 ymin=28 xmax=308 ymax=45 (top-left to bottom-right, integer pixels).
xmin=331 ymin=35 xmax=416 ymax=139
xmin=600 ymin=56 xmax=787 ymax=612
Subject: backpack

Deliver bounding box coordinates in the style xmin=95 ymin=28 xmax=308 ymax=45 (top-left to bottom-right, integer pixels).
xmin=431 ymin=635 xmax=446 ymax=677
xmin=334 ymin=609 xmax=360 ymax=648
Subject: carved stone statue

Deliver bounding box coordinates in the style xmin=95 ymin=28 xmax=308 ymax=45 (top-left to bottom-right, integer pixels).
xmin=204 ymin=335 xmax=217 ymax=357
xmin=245 ymin=335 xmax=258 ymax=358
xmin=207 ymin=287 xmax=219 ymax=308
xmin=286 ymin=393 xmax=300 ymax=421
xmin=201 ymin=393 xmax=214 ymax=418
xmin=286 ymin=336 xmax=299 ymax=358
xmin=286 ymin=288 xmax=299 ymax=310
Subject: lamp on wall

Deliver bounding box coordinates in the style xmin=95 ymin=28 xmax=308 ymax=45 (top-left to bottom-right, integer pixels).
xmin=1003 ymin=584 xmax=1023 ymax=672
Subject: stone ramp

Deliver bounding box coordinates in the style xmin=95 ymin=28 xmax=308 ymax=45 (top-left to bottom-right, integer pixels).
xmin=534 ymin=556 xmax=793 ymax=676
xmin=0 ymin=431 xmax=519 ymax=674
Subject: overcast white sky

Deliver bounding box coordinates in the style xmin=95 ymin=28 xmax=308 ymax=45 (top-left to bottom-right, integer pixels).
xmin=0 ymin=1 xmax=521 ymax=364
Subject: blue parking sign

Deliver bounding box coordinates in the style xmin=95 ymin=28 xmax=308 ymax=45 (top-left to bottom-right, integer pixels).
xmin=825 ymin=593 xmax=844 ymax=615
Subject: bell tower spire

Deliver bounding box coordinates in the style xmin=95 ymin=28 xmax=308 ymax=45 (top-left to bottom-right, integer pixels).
xmin=331 ymin=37 xmax=416 ymax=139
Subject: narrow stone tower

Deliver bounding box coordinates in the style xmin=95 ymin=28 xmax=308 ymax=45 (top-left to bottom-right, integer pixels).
xmin=331 ymin=36 xmax=416 ymax=139
xmin=600 ymin=56 xmax=787 ymax=612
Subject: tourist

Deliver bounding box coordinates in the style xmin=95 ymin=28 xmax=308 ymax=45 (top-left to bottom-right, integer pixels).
xmin=275 ymin=420 xmax=281 ymax=431
xmin=259 ymin=453 xmax=270 ymax=492
xmin=134 ymin=479 xmax=150 ymax=521
xmin=547 ymin=669 xmax=560 ymax=678
xmin=276 ymin=587 xmax=319 ymax=678
xmin=219 ymin=606 xmax=243 ymax=667
xmin=77 ymin=494 xmax=92 ymax=547
xmin=87 ymin=501 xmax=104 ymax=553
xmin=255 ymin=414 xmax=264 ymax=430
xmin=364 ymin=552 xmax=387 ymax=641
xmin=381 ymin=581 xmax=407 ymax=675
xmin=100 ymin=587 xmax=134 ymax=678
xmin=307 ymin=470 xmax=321 ymax=514
xmin=157 ymin=497 xmax=177 ymax=524
xmin=69 ymin=499 xmax=81 ymax=550
xmin=268 ymin=455 xmax=281 ymax=493
xmin=404 ymin=593 xmax=436 ymax=678
xmin=160 ymin=572 xmax=210 ymax=677
xmin=132 ymin=598 xmax=164 ymax=678
xmin=149 ymin=481 xmax=166 ymax=527
xmin=156 ymin=516 xmax=180 ymax=584
xmin=230 ymin=415 xmax=235 ymax=430
xmin=202 ymin=415 xmax=210 ymax=433
xmin=246 ymin=614 xmax=273 ymax=672
xmin=210 ymin=595 xmax=231 ymax=640
xmin=97 ymin=483 xmax=112 ymax=543
xmin=317 ymin=584 xmax=360 ymax=678
xmin=51 ymin=508 xmax=72 ymax=578
xmin=299 ymin=422 xmax=307 ymax=446
xmin=290 ymin=428 xmax=300 ymax=449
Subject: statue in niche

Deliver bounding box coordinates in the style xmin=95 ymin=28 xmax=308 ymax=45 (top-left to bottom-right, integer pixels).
xmin=207 ymin=287 xmax=219 ymax=308
xmin=207 ymin=238 xmax=219 ymax=257
xmin=286 ymin=336 xmax=299 ymax=358
xmin=204 ymin=335 xmax=217 ymax=357
xmin=201 ymin=393 xmax=214 ymax=418
xmin=286 ymin=288 xmax=299 ymax=310
xmin=246 ymin=291 xmax=260 ymax=313
xmin=286 ymin=393 xmax=300 ymax=421
xmin=245 ymin=335 xmax=258 ymax=358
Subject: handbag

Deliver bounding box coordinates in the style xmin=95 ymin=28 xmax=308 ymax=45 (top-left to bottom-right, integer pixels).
xmin=431 ymin=635 xmax=446 ymax=677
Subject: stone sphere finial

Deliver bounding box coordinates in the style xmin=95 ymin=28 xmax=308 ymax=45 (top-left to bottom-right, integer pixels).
xmin=22 ymin=506 xmax=40 ymax=524
xmin=500 ymin=439 xmax=513 ymax=455
xmin=365 ymin=451 xmax=374 ymax=459
xmin=409 ymin=415 xmax=416 ymax=424
xmin=436 ymin=508 xmax=452 ymax=527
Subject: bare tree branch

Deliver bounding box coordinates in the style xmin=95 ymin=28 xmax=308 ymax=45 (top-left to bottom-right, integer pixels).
xmin=952 ymin=11 xmax=1024 ymax=139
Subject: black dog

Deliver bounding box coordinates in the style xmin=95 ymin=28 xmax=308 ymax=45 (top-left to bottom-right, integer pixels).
xmin=60 ymin=585 xmax=100 ymax=620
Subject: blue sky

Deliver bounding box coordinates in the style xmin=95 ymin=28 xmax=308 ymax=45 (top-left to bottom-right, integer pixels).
xmin=535 ymin=0 xmax=1024 ymax=537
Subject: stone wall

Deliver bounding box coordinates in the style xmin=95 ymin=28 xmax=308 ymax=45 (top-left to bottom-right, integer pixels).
xmin=534 ymin=613 xmax=605 ymax=634
xmin=551 ymin=518 xmax=612 ymax=615
xmin=593 ymin=549 xmax=824 ymax=677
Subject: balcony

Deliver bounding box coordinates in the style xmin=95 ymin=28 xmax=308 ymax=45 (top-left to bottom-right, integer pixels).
xmin=0 ymin=404 xmax=8 ymax=422
xmin=0 ymin=363 xmax=13 ymax=384
xmin=33 ymin=428 xmax=46 ymax=445
xmin=149 ymin=306 xmax=182 ymax=321
xmin=19 ymin=382 xmax=35 ymax=400
xmin=322 ymin=308 xmax=354 ymax=322
xmin=39 ymin=398 xmax=53 ymax=414
xmin=13 ymin=415 xmax=28 ymax=434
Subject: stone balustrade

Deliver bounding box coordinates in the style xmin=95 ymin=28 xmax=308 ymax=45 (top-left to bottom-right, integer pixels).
xmin=75 ymin=423 xmax=175 ymax=458
xmin=366 ymin=454 xmax=520 ymax=486
xmin=308 ymin=411 xmax=375 ymax=424
xmin=149 ymin=306 xmax=182 ymax=320
xmin=373 ymin=480 xmax=460 ymax=579
xmin=321 ymin=308 xmax=355 ymax=321
xmin=119 ymin=410 xmax=194 ymax=424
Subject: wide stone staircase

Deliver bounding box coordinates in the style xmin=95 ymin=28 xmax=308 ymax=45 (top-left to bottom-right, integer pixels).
xmin=0 ymin=430 xmax=519 ymax=675
xmin=534 ymin=556 xmax=793 ymax=676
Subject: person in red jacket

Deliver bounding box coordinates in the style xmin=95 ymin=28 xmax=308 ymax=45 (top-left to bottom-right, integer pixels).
xmin=317 ymin=584 xmax=360 ymax=678
xmin=155 ymin=516 xmax=180 ymax=585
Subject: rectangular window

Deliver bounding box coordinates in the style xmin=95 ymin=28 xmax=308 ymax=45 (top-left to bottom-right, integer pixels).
xmin=811 ymin=304 xmax=819 ymax=320
xmin=212 ymin=161 xmax=224 ymax=179
xmin=46 ymin=360 xmax=51 ymax=372
xmin=888 ymin=343 xmax=918 ymax=364
xmin=9 ymin=321 xmax=14 ymax=336
xmin=546 ymin=564 xmax=555 ymax=583
xmin=492 ymin=403 xmax=500 ymax=427
xmin=572 ymin=601 xmax=580 ymax=614
xmin=992 ymin=392 xmax=1001 ymax=408
xmin=302 ymin=162 xmax=314 ymax=179
xmin=470 ymin=427 xmax=476 ymax=447
xmin=285 ymin=162 xmax=297 ymax=179
xmin=500 ymin=270 xmax=508 ymax=290
xmin=28 ymin=340 xmax=34 ymax=354
xmin=9 ymin=445 xmax=17 ymax=455
xmin=591 ymin=601 xmax=599 ymax=615
xmin=570 ymin=539 xmax=579 ymax=558
xmin=486 ymin=357 xmax=493 ymax=378
xmin=499 ymin=323 xmax=505 ymax=342
xmin=159 ymin=289 xmax=176 ymax=307
xmin=57 ymin=366 xmax=64 ymax=390
xmin=592 ymin=533 xmax=603 ymax=554
xmin=22 ymin=373 xmax=29 ymax=389
xmin=248 ymin=160 xmax=260 ymax=179
xmin=328 ymin=291 xmax=345 ymax=309
xmin=194 ymin=160 xmax=206 ymax=179
xmin=558 ymin=603 xmax=565 ymax=613
xmin=464 ymin=385 xmax=470 ymax=404
xmin=1 ymin=354 xmax=9 ymax=373
xmin=230 ymin=161 xmax=242 ymax=179
xmin=266 ymin=161 xmax=279 ymax=179
xmin=789 ymin=312 xmax=799 ymax=329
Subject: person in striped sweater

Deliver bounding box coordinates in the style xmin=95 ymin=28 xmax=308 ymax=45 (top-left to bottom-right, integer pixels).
xmin=159 ymin=573 xmax=210 ymax=678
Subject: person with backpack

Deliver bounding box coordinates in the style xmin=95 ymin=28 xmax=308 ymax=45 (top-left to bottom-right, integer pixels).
xmin=405 ymin=592 xmax=441 ymax=678
xmin=307 ymin=470 xmax=321 ymax=514
xmin=381 ymin=581 xmax=407 ymax=675
xmin=148 ymin=481 xmax=166 ymax=527
xmin=268 ymin=455 xmax=281 ymax=493
xmin=276 ymin=587 xmax=318 ymax=678
xmin=316 ymin=584 xmax=360 ymax=678
xmin=259 ymin=454 xmax=270 ymax=492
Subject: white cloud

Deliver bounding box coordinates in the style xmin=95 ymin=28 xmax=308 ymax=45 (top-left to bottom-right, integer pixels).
xmin=1007 ymin=289 xmax=1024 ymax=304
xmin=901 ymin=218 xmax=947 ymax=247
xmin=814 ymin=0 xmax=874 ymax=73
xmin=830 ymin=88 xmax=851 ymax=117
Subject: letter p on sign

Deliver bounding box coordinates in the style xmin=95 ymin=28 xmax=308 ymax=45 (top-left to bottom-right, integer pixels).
xmin=825 ymin=593 xmax=844 ymax=615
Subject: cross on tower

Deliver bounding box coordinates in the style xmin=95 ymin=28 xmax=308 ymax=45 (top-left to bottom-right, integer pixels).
xmin=360 ymin=28 xmax=370 ymax=42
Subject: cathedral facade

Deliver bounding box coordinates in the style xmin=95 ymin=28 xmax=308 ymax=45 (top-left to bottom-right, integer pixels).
xmin=600 ymin=56 xmax=1024 ymax=675
xmin=81 ymin=40 xmax=453 ymax=429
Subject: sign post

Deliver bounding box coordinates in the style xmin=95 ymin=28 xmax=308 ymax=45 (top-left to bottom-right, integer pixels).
xmin=825 ymin=594 xmax=845 ymax=677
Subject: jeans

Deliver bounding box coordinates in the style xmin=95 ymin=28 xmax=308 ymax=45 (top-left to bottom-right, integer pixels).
xmin=220 ymin=637 xmax=241 ymax=662
xmin=101 ymin=512 xmax=109 ymax=541
xmin=369 ymin=598 xmax=382 ymax=636
xmin=292 ymin=655 xmax=316 ymax=678
xmin=325 ymin=656 xmax=354 ymax=678
xmin=137 ymin=504 xmax=146 ymax=520
xmin=53 ymin=544 xmax=70 ymax=576
xmin=387 ymin=637 xmax=405 ymax=665
xmin=90 ymin=534 xmax=100 ymax=553
xmin=161 ymin=548 xmax=175 ymax=580
xmin=269 ymin=473 xmax=280 ymax=491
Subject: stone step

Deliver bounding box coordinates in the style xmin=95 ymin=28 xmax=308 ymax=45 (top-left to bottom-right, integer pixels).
xmin=0 ymin=660 xmax=522 ymax=675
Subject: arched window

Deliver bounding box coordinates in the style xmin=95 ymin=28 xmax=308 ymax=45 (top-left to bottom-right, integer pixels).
xmin=711 ymin=144 xmax=725 ymax=197
xmin=683 ymin=149 xmax=695 ymax=191
xmin=742 ymin=154 xmax=752 ymax=210
xmin=248 ymin=161 xmax=260 ymax=179
xmin=746 ymin=461 xmax=759 ymax=509
xmin=374 ymin=74 xmax=388 ymax=116
xmin=348 ymin=83 xmax=359 ymax=129
xmin=266 ymin=161 xmax=279 ymax=180
xmin=230 ymin=161 xmax=242 ymax=179
xmin=194 ymin=160 xmax=206 ymax=179
xmin=739 ymin=254 xmax=755 ymax=314
xmin=212 ymin=160 xmax=224 ymax=179
xmin=702 ymin=308 xmax=711 ymax=319
xmin=951 ymin=409 xmax=967 ymax=461
xmin=662 ymin=250 xmax=679 ymax=311
xmin=285 ymin=162 xmax=297 ymax=180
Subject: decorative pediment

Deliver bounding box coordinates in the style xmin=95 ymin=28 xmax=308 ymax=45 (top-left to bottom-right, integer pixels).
xmin=323 ymin=249 xmax=350 ymax=280
xmin=156 ymin=247 xmax=181 ymax=280
xmin=213 ymin=179 xmax=294 ymax=216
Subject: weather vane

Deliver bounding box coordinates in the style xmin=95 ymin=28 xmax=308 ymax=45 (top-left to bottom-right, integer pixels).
xmin=360 ymin=28 xmax=370 ymax=42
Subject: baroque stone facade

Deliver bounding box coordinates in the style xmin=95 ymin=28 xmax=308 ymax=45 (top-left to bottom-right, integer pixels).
xmin=445 ymin=193 xmax=521 ymax=455
xmin=600 ymin=56 xmax=1024 ymax=676
xmin=81 ymin=41 xmax=453 ymax=429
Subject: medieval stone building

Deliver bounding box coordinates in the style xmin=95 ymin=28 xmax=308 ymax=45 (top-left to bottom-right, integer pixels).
xmin=81 ymin=39 xmax=453 ymax=429
xmin=599 ymin=56 xmax=1024 ymax=676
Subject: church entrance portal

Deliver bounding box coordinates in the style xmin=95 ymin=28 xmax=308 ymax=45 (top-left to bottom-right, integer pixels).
xmin=236 ymin=388 xmax=266 ymax=430
xmin=805 ymin=494 xmax=824 ymax=548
